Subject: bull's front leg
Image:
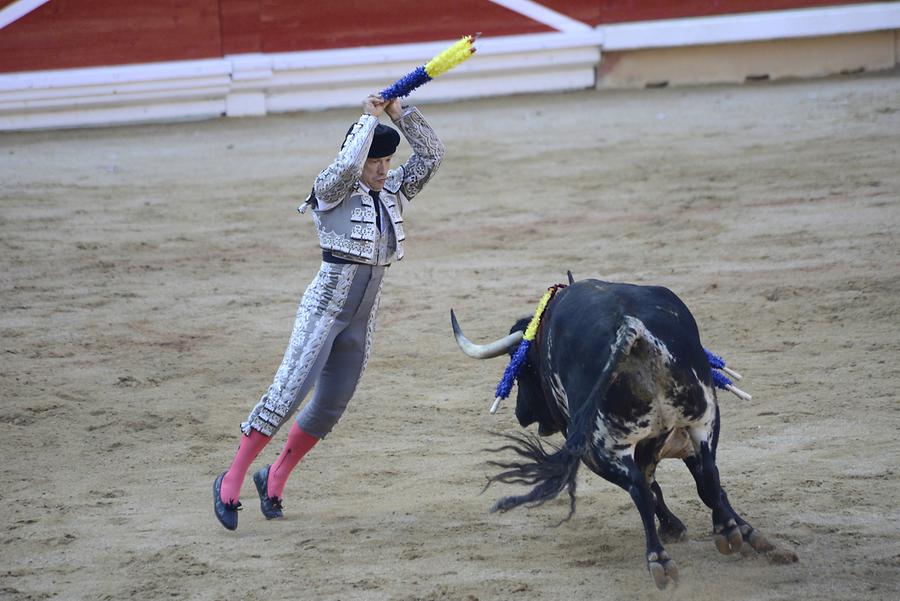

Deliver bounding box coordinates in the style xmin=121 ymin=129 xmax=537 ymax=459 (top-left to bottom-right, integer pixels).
xmin=598 ymin=456 xmax=680 ymax=589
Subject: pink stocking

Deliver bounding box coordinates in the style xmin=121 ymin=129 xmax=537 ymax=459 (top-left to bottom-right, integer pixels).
xmin=220 ymin=429 xmax=270 ymax=504
xmin=267 ymin=422 xmax=319 ymax=499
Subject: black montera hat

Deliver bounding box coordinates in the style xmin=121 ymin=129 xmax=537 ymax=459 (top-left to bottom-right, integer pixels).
xmin=369 ymin=124 xmax=401 ymax=158
xmin=344 ymin=122 xmax=401 ymax=158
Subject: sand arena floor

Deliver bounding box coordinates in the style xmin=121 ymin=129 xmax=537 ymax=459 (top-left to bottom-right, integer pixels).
xmin=2 ymin=71 xmax=899 ymax=600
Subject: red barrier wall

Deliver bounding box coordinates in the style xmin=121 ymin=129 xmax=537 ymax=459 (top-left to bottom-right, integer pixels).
xmin=0 ymin=0 xmax=221 ymax=72
xmin=0 ymin=0 xmax=879 ymax=74
xmin=0 ymin=0 xmax=552 ymax=73
xmin=541 ymin=0 xmax=869 ymax=25
xmin=218 ymin=0 xmax=552 ymax=55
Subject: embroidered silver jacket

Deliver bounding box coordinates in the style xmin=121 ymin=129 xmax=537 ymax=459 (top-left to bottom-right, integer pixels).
xmin=305 ymin=107 xmax=444 ymax=265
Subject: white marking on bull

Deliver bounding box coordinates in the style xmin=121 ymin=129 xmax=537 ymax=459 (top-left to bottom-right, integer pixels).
xmin=546 ymin=332 xmax=572 ymax=420
xmin=694 ymin=368 xmax=718 ymax=412
xmin=548 ymin=371 xmax=570 ymax=420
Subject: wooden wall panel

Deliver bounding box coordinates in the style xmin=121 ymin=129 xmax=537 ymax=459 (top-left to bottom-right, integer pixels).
xmin=0 ymin=0 xmax=221 ymax=73
xmin=540 ymin=0 xmax=876 ymax=26
xmin=219 ymin=0 xmax=261 ymax=54
xmin=222 ymin=0 xmax=552 ymax=55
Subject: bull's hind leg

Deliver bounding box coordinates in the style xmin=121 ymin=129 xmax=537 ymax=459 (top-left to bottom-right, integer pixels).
xmin=684 ymin=432 xmax=773 ymax=556
xmin=684 ymin=453 xmax=774 ymax=555
xmin=651 ymin=480 xmax=687 ymax=543
xmin=721 ymin=489 xmax=774 ymax=555
xmin=597 ymin=456 xmax=680 ymax=590
xmin=683 ymin=443 xmax=743 ymax=555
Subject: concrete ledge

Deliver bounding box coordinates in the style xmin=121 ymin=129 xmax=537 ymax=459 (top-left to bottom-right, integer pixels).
xmin=598 ymin=30 xmax=899 ymax=88
xmin=601 ymin=2 xmax=900 ymax=50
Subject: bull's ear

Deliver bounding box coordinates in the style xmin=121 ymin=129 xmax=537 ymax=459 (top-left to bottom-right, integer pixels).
xmin=567 ymin=270 xmax=575 ymax=285
xmin=510 ymin=317 xmax=530 ymax=335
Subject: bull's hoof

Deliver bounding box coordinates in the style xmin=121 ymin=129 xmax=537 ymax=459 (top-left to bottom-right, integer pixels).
xmin=713 ymin=519 xmax=743 ymax=555
xmin=747 ymin=527 xmax=775 ymax=553
xmin=732 ymin=524 xmax=775 ymax=556
xmin=659 ymin=522 xmax=688 ymax=544
xmin=647 ymin=551 xmax=679 ymax=590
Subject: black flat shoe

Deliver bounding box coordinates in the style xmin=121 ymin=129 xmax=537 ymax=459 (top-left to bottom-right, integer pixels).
xmin=253 ymin=465 xmax=284 ymax=520
xmin=213 ymin=473 xmax=241 ymax=530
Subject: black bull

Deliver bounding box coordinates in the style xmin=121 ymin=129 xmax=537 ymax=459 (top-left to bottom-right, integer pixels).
xmin=451 ymin=278 xmax=774 ymax=589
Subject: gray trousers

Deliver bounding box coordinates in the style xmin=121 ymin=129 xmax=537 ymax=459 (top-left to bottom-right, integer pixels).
xmin=242 ymin=262 xmax=385 ymax=439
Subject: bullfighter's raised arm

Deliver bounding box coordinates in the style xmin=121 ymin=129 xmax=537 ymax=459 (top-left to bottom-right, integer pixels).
xmin=385 ymin=105 xmax=445 ymax=203
xmin=313 ymin=110 xmax=379 ymax=211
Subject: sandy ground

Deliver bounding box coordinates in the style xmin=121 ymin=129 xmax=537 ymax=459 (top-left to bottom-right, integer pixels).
xmin=2 ymin=71 xmax=899 ymax=601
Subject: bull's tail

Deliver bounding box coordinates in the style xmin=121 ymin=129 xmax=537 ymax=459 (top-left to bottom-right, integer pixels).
xmin=483 ymin=430 xmax=586 ymax=524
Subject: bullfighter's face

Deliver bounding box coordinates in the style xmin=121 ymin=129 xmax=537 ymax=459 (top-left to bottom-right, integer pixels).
xmin=362 ymin=155 xmax=392 ymax=191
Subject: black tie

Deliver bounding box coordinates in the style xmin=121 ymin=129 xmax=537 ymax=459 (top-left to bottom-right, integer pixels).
xmin=369 ymin=189 xmax=382 ymax=232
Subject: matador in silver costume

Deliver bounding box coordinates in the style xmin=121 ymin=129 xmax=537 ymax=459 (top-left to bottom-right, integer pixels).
xmin=213 ymin=94 xmax=444 ymax=530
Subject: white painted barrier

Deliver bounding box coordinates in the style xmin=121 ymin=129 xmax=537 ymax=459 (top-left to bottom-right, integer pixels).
xmin=601 ymin=2 xmax=900 ymax=50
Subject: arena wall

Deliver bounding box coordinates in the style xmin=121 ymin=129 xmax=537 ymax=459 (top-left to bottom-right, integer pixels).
xmin=0 ymin=1 xmax=898 ymax=130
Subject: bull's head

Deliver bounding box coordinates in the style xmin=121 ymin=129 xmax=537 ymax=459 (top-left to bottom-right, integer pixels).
xmin=451 ymin=310 xmax=560 ymax=435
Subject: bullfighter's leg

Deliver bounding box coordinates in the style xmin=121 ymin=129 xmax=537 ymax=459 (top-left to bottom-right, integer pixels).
xmin=596 ymin=456 xmax=680 ymax=590
xmin=260 ymin=265 xmax=384 ymax=501
xmin=215 ymin=264 xmax=359 ymax=529
xmin=650 ymin=479 xmax=687 ymax=543
xmin=242 ymin=263 xmax=360 ymax=438
xmin=295 ymin=265 xmax=383 ymax=439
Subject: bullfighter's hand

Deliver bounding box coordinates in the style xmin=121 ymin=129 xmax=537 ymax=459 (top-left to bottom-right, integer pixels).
xmin=385 ymin=98 xmax=403 ymax=121
xmin=362 ymin=95 xmax=386 ymax=117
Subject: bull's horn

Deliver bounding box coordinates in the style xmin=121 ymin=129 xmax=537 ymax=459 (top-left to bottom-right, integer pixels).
xmin=567 ymin=270 xmax=575 ymax=285
xmin=450 ymin=309 xmax=523 ymax=359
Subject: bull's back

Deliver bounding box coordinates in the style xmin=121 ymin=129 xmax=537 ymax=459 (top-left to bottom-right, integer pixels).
xmin=582 ymin=280 xmax=708 ymax=379
xmin=540 ymin=279 xmax=712 ymax=428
